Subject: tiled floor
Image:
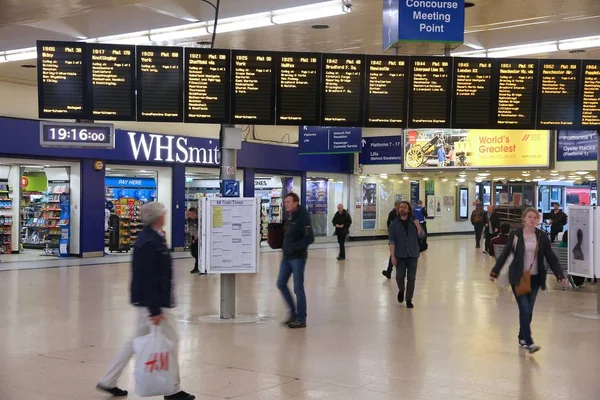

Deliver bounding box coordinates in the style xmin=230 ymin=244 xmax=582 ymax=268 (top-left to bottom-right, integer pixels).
xmin=1 ymin=235 xmax=599 ymax=400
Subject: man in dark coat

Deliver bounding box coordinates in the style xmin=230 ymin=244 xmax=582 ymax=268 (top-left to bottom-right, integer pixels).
xmin=382 ymin=200 xmax=401 ymax=279
xmin=332 ymin=203 xmax=352 ymax=260
xmin=483 ymin=205 xmax=501 ymax=255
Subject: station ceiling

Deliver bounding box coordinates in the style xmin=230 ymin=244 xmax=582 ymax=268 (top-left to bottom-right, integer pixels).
xmin=0 ymin=0 xmax=599 ymax=84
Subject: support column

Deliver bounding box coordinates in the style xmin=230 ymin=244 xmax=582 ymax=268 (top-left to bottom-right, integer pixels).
xmin=597 ymin=132 xmax=600 ymax=314
xmin=171 ymin=164 xmax=186 ymax=251
xmin=243 ymin=168 xmax=255 ymax=198
xmin=80 ymin=159 xmax=106 ymax=257
xmin=219 ymin=125 xmax=242 ymax=319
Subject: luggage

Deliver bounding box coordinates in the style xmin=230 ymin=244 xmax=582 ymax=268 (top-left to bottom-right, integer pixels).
xmin=267 ymin=223 xmax=285 ymax=249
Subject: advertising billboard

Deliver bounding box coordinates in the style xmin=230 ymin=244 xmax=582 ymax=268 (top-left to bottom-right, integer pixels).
xmin=403 ymin=129 xmax=550 ymax=170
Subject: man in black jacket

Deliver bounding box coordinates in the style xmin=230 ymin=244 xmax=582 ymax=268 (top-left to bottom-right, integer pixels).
xmin=187 ymin=208 xmax=204 ymax=275
xmin=332 ymin=203 xmax=352 ymax=260
xmin=549 ymin=202 xmax=567 ymax=242
xmin=97 ymin=202 xmax=195 ymax=400
xmin=277 ymin=193 xmax=314 ymax=329
xmin=382 ymin=200 xmax=401 ymax=279
xmin=483 ymin=205 xmax=501 ymax=255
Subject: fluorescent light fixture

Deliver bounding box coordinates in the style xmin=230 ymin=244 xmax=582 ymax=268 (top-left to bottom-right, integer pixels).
xmin=477 ymin=172 xmax=490 ymax=177
xmin=456 ymin=178 xmax=466 ymax=183
xmin=95 ymin=31 xmax=151 ymax=45
xmin=550 ymin=172 xmax=560 ymax=176
xmin=359 ymin=176 xmax=366 ymax=179
xmin=575 ymin=171 xmax=589 ymax=175
xmin=441 ymin=178 xmax=448 ymax=182
xmin=487 ymin=41 xmax=558 ymax=58
xmin=271 ymin=0 xmax=351 ymax=24
xmin=5 ymin=49 xmax=37 ymax=62
xmin=585 ymin=175 xmax=596 ymax=180
xmin=150 ymin=25 xmax=210 ymax=42
xmin=522 ymin=172 xmax=530 ymax=177
xmin=559 ymin=35 xmax=600 ymax=51
xmin=423 ymin=177 xmax=430 ymax=181
xmin=402 ymin=176 xmax=409 ymax=181
xmin=450 ymin=50 xmax=487 ymax=57
xmin=209 ymin=13 xmax=273 ymax=33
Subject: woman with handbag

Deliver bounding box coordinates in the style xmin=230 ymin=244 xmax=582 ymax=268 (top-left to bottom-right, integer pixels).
xmin=489 ymin=208 xmax=567 ymax=354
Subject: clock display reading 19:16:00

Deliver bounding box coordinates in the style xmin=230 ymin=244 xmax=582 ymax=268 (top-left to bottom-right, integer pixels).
xmin=47 ymin=127 xmax=108 ymax=142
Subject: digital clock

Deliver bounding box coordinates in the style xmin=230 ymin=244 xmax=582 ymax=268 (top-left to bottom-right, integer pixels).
xmin=40 ymin=121 xmax=115 ymax=149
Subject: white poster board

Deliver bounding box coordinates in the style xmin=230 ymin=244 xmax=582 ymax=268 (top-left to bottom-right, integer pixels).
xmin=568 ymin=206 xmax=595 ymax=278
xmin=202 ymin=197 xmax=260 ymax=274
xmin=595 ymin=207 xmax=600 ymax=277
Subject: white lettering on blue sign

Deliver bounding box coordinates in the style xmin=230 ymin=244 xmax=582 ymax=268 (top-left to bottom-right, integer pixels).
xmin=127 ymin=131 xmax=220 ymax=165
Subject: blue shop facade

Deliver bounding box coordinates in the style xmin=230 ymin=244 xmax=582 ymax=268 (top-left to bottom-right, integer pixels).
xmin=0 ymin=117 xmax=352 ymax=258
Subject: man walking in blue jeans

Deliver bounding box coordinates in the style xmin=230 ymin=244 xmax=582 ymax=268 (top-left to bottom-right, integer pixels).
xmin=277 ymin=192 xmax=314 ymax=329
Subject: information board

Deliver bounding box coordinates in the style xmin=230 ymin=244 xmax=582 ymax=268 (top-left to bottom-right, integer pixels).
xmin=88 ymin=43 xmax=136 ymax=121
xmin=359 ymin=135 xmax=402 ymax=165
xmin=37 ymin=41 xmax=86 ymax=119
xmin=365 ymin=55 xmax=409 ymax=127
xmin=537 ymin=60 xmax=581 ymax=128
xmin=568 ymin=206 xmax=595 ymax=279
xmin=452 ymin=58 xmax=495 ymax=128
xmin=495 ymin=59 xmax=538 ymax=129
xmin=277 ymin=52 xmax=321 ymax=125
xmin=409 ymin=57 xmax=452 ymax=128
xmin=299 ymin=126 xmax=362 ymax=154
xmin=581 ymin=61 xmax=600 ymax=128
xmin=203 ymin=197 xmax=259 ymax=274
xmin=184 ymin=48 xmax=230 ymax=124
xmin=321 ymin=54 xmax=365 ymax=126
xmin=231 ymin=50 xmax=276 ymax=125
xmin=136 ymin=46 xmax=184 ymax=122
xmin=557 ymin=130 xmax=597 ymax=161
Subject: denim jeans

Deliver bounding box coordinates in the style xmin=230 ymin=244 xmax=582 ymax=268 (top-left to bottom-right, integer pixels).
xmin=512 ymin=274 xmax=541 ymax=345
xmin=277 ymin=258 xmax=307 ymax=322
xmin=396 ymin=257 xmax=418 ymax=302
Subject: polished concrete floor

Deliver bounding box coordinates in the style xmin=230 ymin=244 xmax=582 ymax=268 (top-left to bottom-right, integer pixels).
xmin=1 ymin=236 xmax=599 ymax=400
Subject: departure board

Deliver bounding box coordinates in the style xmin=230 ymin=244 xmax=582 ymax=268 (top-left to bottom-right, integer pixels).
xmin=365 ymin=55 xmax=409 ymax=127
xmin=581 ymin=61 xmax=600 ymax=128
xmin=185 ymin=48 xmax=230 ymax=124
xmin=37 ymin=41 xmax=86 ymax=119
xmin=88 ymin=43 xmax=136 ymax=121
xmin=321 ymin=54 xmax=365 ymax=126
xmin=452 ymin=58 xmax=495 ymax=128
xmin=537 ymin=60 xmax=581 ymax=128
xmin=495 ymin=59 xmax=538 ymax=128
xmin=276 ymin=53 xmax=321 ymax=126
xmin=409 ymin=57 xmax=452 ymax=128
xmin=136 ymin=46 xmax=184 ymax=122
xmin=231 ymin=50 xmax=276 ymax=125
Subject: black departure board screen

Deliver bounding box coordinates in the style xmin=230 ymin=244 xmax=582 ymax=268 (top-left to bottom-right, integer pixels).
xmin=452 ymin=58 xmax=495 ymax=128
xmin=185 ymin=48 xmax=230 ymax=124
xmin=321 ymin=54 xmax=365 ymax=126
xmin=231 ymin=50 xmax=276 ymax=125
xmin=276 ymin=53 xmax=321 ymax=126
xmin=136 ymin=46 xmax=183 ymax=122
xmin=408 ymin=57 xmax=452 ymax=128
xmin=581 ymin=61 xmax=600 ymax=128
xmin=88 ymin=43 xmax=136 ymax=121
xmin=365 ymin=55 xmax=409 ymax=127
xmin=495 ymin=59 xmax=538 ymax=129
xmin=37 ymin=41 xmax=86 ymax=119
xmin=537 ymin=60 xmax=581 ymax=128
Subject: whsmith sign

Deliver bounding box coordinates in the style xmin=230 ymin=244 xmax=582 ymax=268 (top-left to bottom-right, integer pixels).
xmin=126 ymin=131 xmax=220 ymax=165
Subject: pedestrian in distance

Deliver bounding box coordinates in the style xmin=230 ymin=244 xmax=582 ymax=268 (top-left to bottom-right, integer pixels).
xmin=483 ymin=205 xmax=501 ymax=255
xmin=488 ymin=222 xmax=511 ymax=258
xmin=332 ymin=203 xmax=352 ymax=261
xmin=277 ymin=193 xmax=314 ymax=329
xmin=187 ymin=208 xmax=204 ymax=275
xmin=490 ymin=207 xmax=567 ymax=354
xmin=96 ymin=202 xmax=195 ymax=399
xmin=388 ymin=201 xmax=425 ymax=309
xmin=413 ymin=200 xmax=428 ymax=238
xmin=470 ymin=202 xmax=485 ymax=249
xmin=549 ymin=202 xmax=567 ymax=242
xmin=382 ymin=200 xmax=401 ymax=279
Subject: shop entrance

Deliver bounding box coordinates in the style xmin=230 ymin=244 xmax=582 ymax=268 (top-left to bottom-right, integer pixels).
xmin=0 ymin=158 xmax=80 ymax=263
xmin=255 ymin=175 xmax=300 ymax=242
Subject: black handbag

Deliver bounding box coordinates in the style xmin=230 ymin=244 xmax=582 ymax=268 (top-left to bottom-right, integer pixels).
xmin=419 ymin=238 xmax=428 ymax=253
xmin=267 ymin=223 xmax=285 ymax=249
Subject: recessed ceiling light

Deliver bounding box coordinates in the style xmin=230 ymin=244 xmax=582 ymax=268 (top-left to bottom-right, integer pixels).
xmin=402 ymin=176 xmax=409 ymax=180
xmin=575 ymin=171 xmax=589 ymax=175
xmin=550 ymin=172 xmax=559 ymax=176
xmin=311 ymin=24 xmax=329 ymax=29
xmin=585 ymin=175 xmax=595 ymax=180
xmin=477 ymin=172 xmax=490 ymax=177
xmin=423 ymin=177 xmax=430 ymax=181
xmin=441 ymin=178 xmax=448 ymax=182
xmin=522 ymin=172 xmax=531 ymax=177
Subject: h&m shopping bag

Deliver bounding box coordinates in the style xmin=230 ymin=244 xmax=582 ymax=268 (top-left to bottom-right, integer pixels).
xmin=133 ymin=325 xmax=177 ymax=397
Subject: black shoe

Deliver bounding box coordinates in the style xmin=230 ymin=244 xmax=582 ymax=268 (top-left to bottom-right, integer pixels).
xmin=337 ymin=257 xmax=345 ymax=261
xmin=198 ymin=271 xmax=206 ymax=275
xmin=282 ymin=314 xmax=296 ymax=326
xmin=382 ymin=270 xmax=391 ymax=279
xmin=397 ymin=291 xmax=405 ymax=304
xmin=165 ymin=391 xmax=195 ymax=400
xmin=288 ymin=320 xmax=307 ymax=329
xmin=407 ymin=301 xmax=414 ymax=309
xmin=96 ymin=384 xmax=128 ymax=397
xmin=476 ymin=244 xmax=481 ymax=249
xmin=190 ymin=268 xmax=199 ymax=274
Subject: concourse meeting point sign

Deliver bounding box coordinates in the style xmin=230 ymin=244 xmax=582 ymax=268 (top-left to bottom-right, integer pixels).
xmin=383 ymin=0 xmax=465 ymax=50
xmin=403 ymin=129 xmax=550 ymax=170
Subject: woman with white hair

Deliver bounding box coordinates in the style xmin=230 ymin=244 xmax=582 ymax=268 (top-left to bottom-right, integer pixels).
xmin=96 ymin=202 xmax=195 ymax=400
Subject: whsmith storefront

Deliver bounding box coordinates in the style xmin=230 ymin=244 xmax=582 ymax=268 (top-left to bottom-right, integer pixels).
xmin=0 ymin=117 xmax=351 ymax=258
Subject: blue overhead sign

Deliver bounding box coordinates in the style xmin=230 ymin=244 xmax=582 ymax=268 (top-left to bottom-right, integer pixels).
xmin=383 ymin=0 xmax=465 ymax=48
xmin=299 ymin=126 xmax=362 ymax=154
xmin=359 ymin=136 xmax=402 ymax=165
xmin=557 ymin=130 xmax=598 ymax=162
xmin=105 ymin=177 xmax=157 ymax=188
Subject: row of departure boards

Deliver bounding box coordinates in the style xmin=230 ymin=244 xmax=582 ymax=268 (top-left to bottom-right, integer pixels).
xmin=37 ymin=40 xmax=600 ymax=129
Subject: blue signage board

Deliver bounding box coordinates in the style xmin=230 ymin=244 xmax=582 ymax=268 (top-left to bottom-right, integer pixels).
xmin=410 ymin=181 xmax=420 ymax=207
xmin=299 ymin=126 xmax=362 ymax=154
xmin=222 ymin=180 xmax=240 ymax=197
xmin=557 ymin=130 xmax=598 ymax=161
xmin=386 ymin=0 xmax=465 ymax=45
xmin=105 ymin=177 xmax=157 ymax=188
xmin=359 ymin=136 xmax=402 ymax=165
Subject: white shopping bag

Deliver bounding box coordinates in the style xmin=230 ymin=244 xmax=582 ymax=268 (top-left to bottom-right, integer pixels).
xmin=133 ymin=325 xmax=177 ymax=397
